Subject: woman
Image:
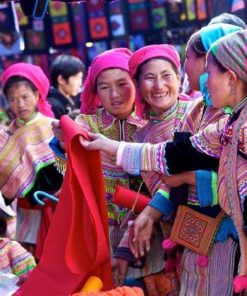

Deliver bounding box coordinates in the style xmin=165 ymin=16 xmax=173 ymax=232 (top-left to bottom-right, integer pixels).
xmin=0 ymin=63 xmax=63 ymax=258
xmin=112 ymin=44 xmax=196 ymax=295
xmin=81 ymin=24 xmax=243 ymax=295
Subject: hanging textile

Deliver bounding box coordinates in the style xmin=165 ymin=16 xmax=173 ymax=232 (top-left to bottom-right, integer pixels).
xmin=196 ymin=0 xmax=208 ymax=20
xmin=128 ymin=0 xmax=149 ymax=32
xmin=151 ymin=1 xmax=167 ymax=29
xmin=49 ymin=1 xmax=75 ymax=47
xmin=87 ymin=0 xmax=109 ymax=39
xmin=109 ymin=1 xmax=126 ymax=37
xmin=0 ymin=3 xmax=21 ymax=56
xmin=185 ymin=0 xmax=196 ymax=20
xmin=231 ymin=0 xmax=245 ymax=12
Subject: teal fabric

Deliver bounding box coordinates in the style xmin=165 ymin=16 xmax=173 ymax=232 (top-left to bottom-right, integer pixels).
xmin=200 ymin=23 xmax=242 ymax=52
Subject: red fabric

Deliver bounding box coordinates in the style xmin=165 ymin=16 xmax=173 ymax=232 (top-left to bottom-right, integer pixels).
xmin=113 ymin=186 xmax=150 ymax=213
xmin=15 ymin=115 xmax=112 ymax=296
xmin=35 ymin=204 xmax=55 ymax=260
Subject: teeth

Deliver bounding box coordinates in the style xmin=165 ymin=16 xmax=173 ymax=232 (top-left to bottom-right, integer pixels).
xmin=153 ymin=93 xmax=168 ymax=98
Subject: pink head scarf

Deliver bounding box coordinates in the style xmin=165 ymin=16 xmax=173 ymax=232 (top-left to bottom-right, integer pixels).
xmin=80 ymin=48 xmax=142 ymax=116
xmin=129 ymin=44 xmax=181 ymax=78
xmin=128 ymin=44 xmax=181 ymax=117
xmin=2 ymin=63 xmax=54 ymax=118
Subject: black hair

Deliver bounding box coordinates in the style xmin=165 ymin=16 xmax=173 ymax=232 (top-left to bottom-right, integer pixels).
xmin=187 ymin=32 xmax=206 ymax=58
xmin=135 ymin=57 xmax=179 ymax=81
xmin=0 ymin=210 xmax=7 ymax=237
xmin=209 ymin=13 xmax=246 ymax=29
xmin=50 ymin=54 xmax=85 ymax=88
xmin=3 ymin=76 xmax=38 ymax=96
xmin=208 ymin=52 xmax=228 ymax=73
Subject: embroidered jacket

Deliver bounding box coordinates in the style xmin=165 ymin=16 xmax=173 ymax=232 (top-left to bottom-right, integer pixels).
xmin=76 ymin=107 xmax=146 ymax=225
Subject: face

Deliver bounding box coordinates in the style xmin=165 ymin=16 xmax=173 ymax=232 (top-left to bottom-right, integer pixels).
xmin=59 ymin=71 xmax=83 ymax=97
xmin=205 ymin=53 xmax=230 ymax=108
xmin=96 ymin=68 xmax=136 ymax=119
xmin=138 ymin=58 xmax=180 ymax=115
xmin=7 ymin=82 xmax=39 ymax=122
xmin=184 ymin=44 xmax=205 ymax=91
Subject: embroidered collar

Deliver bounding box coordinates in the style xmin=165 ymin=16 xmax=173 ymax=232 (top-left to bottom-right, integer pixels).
xmin=15 ymin=112 xmax=39 ymax=128
xmin=98 ymin=107 xmax=145 ymax=128
xmin=149 ymin=101 xmax=178 ymax=122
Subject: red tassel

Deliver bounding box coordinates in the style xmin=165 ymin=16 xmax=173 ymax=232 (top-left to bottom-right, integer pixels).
xmin=162 ymin=239 xmax=177 ymax=250
xmin=234 ymin=275 xmax=247 ymax=292
xmin=197 ymin=255 xmax=208 ymax=267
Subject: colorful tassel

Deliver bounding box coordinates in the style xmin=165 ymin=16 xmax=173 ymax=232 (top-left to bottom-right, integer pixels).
xmin=162 ymin=239 xmax=177 ymax=250
xmin=234 ymin=275 xmax=247 ymax=292
xmin=197 ymin=255 xmax=208 ymax=267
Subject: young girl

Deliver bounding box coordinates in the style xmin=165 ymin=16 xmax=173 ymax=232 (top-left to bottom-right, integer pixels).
xmin=52 ymin=48 xmax=151 ymax=290
xmin=0 ymin=63 xmax=63 ymax=259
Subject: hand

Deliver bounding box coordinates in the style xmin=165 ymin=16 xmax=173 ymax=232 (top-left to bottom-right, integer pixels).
xmin=111 ymin=257 xmax=129 ymax=287
xmin=162 ymin=171 xmax=196 ymax=187
xmin=79 ymin=132 xmax=120 ymax=156
xmin=129 ymin=213 xmax=153 ymax=258
xmin=129 ymin=206 xmax=162 ymax=258
xmin=51 ymin=120 xmax=65 ymax=150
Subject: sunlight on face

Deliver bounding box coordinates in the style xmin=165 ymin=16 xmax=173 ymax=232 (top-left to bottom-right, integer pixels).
xmin=96 ymin=68 xmax=136 ymax=119
xmin=138 ymin=58 xmax=180 ymax=115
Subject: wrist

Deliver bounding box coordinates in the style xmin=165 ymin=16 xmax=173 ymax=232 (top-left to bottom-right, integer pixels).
xmin=141 ymin=205 xmax=163 ymax=223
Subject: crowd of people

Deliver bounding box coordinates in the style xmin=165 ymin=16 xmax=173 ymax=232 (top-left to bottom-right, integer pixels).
xmin=0 ymin=11 xmax=247 ymax=296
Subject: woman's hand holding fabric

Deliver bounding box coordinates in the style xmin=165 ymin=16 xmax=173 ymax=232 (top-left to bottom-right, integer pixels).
xmin=79 ymin=132 xmax=120 ymax=156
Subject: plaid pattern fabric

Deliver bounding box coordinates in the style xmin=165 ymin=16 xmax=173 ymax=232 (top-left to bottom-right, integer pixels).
xmin=211 ymin=30 xmax=247 ymax=82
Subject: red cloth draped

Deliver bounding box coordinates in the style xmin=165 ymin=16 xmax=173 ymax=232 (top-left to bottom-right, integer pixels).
xmin=15 ymin=115 xmax=112 ymax=296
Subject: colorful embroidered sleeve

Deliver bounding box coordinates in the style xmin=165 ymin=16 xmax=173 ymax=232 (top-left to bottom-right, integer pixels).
xmin=9 ymin=240 xmax=36 ymax=282
xmin=117 ymin=134 xmax=219 ymax=176
xmin=49 ymin=137 xmax=67 ymax=175
xmin=195 ymin=170 xmax=218 ymax=207
xmin=238 ymin=120 xmax=247 ymax=156
xmin=190 ymin=118 xmax=227 ymax=158
xmin=149 ymin=189 xmax=175 ymax=221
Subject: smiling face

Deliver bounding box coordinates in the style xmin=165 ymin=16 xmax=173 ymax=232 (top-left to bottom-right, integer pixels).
xmin=96 ymin=68 xmax=136 ymax=119
xmin=7 ymin=81 xmax=39 ymax=122
xmin=137 ymin=58 xmax=180 ymax=115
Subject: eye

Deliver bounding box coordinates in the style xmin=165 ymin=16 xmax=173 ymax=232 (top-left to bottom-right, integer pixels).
xmin=119 ymin=82 xmax=127 ymax=87
xmin=100 ymin=86 xmax=108 ymax=90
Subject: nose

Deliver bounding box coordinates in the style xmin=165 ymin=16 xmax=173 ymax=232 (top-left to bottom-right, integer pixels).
xmin=17 ymin=98 xmax=25 ymax=108
xmin=153 ymin=78 xmax=164 ymax=90
xmin=110 ymin=87 xmax=120 ymax=99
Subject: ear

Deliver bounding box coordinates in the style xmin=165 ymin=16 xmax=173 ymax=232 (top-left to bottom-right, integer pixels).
xmin=57 ymin=74 xmax=66 ymax=86
xmin=228 ymin=69 xmax=238 ymax=86
xmin=34 ymin=91 xmax=40 ymax=104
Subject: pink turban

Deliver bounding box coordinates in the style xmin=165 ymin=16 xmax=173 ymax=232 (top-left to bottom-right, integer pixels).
xmin=80 ymin=48 xmax=143 ymax=115
xmin=2 ymin=63 xmax=54 ymax=118
xmin=129 ymin=44 xmax=181 ymax=78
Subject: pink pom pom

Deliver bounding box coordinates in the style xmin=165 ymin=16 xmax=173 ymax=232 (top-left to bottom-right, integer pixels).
xmin=197 ymin=255 xmax=208 ymax=267
xmin=234 ymin=275 xmax=247 ymax=293
xmin=162 ymin=239 xmax=177 ymax=250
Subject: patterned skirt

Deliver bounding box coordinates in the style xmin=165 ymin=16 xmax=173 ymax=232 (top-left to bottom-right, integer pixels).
xmin=179 ymin=238 xmax=238 ymax=296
